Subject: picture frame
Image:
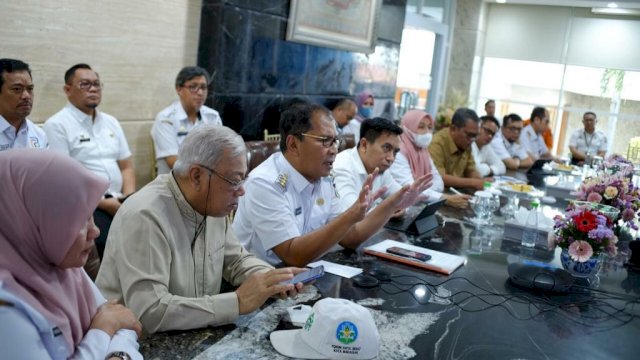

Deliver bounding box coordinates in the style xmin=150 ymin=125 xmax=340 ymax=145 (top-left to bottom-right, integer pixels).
xmin=286 ymin=0 xmax=381 ymax=54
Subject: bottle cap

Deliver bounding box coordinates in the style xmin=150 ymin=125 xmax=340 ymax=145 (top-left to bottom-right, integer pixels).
xmin=530 ymin=200 xmax=539 ymax=208
xmin=483 ymin=181 xmax=491 ymax=189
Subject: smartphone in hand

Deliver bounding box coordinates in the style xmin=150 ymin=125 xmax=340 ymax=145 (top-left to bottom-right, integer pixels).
xmin=386 ymin=246 xmax=431 ymax=262
xmin=281 ymin=265 xmax=325 ymax=285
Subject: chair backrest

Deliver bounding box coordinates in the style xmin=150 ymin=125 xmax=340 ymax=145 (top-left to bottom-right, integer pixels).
xmin=245 ymin=140 xmax=281 ymax=173
xmin=337 ymin=133 xmax=356 ymax=152
xmin=264 ymin=129 xmax=281 ymax=142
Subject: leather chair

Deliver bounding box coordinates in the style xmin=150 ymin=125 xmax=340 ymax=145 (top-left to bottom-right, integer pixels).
xmin=337 ymin=133 xmax=356 ymax=152
xmin=245 ymin=140 xmax=281 ymax=173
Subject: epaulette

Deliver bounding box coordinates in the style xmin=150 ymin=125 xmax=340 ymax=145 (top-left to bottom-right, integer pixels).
xmin=161 ymin=119 xmax=174 ymax=126
xmin=328 ymin=171 xmax=340 ymax=198
xmin=275 ymin=172 xmax=288 ymax=192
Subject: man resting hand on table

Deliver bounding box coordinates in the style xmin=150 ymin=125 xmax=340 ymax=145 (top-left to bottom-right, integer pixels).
xmin=97 ymin=125 xmax=305 ymax=334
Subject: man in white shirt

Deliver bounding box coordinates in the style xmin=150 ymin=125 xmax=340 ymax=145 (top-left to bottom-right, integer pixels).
xmin=330 ymin=98 xmax=360 ymax=143
xmin=0 ymin=58 xmax=47 ymax=151
xmin=472 ymin=116 xmax=505 ymax=177
xmin=519 ymin=106 xmax=554 ymax=160
xmin=151 ymin=66 xmax=222 ymax=175
xmin=490 ymin=113 xmax=534 ymax=170
xmin=43 ymin=63 xmax=135 ymax=257
xmin=232 ymin=102 xmax=430 ymax=266
xmin=569 ymin=111 xmax=607 ymax=165
xmin=333 ymin=117 xmax=431 ymax=216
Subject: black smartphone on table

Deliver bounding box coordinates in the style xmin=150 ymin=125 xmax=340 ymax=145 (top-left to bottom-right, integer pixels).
xmin=386 ymin=246 xmax=432 ymax=261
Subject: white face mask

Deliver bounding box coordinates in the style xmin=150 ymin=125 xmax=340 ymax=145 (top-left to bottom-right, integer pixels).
xmin=413 ymin=132 xmax=432 ymax=148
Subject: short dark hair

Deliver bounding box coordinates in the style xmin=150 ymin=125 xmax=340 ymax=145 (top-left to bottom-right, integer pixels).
xmin=451 ymin=108 xmax=480 ymax=128
xmin=530 ymin=106 xmax=547 ymax=122
xmin=502 ymin=113 xmax=522 ymax=128
xmin=175 ymin=66 xmax=211 ymax=88
xmin=480 ymin=115 xmax=500 ymax=129
xmin=0 ymin=58 xmax=31 ymax=92
xmin=333 ymin=98 xmax=355 ymax=111
xmin=584 ymin=111 xmax=597 ymax=119
xmin=64 ymin=63 xmax=93 ymax=84
xmin=359 ymin=117 xmax=403 ymax=148
xmin=485 ymin=99 xmax=495 ymax=108
xmin=279 ymin=101 xmax=330 ymax=152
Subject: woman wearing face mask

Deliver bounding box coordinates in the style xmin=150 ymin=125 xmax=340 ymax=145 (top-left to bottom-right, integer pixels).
xmin=0 ymin=149 xmax=142 ymax=360
xmin=355 ymin=90 xmax=375 ymax=122
xmin=389 ymin=110 xmax=471 ymax=208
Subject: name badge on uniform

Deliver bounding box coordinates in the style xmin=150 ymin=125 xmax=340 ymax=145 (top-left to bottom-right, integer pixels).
xmin=295 ymin=207 xmax=302 ymax=216
xmin=79 ymin=135 xmax=90 ymax=143
xmin=177 ymin=131 xmax=189 ymax=136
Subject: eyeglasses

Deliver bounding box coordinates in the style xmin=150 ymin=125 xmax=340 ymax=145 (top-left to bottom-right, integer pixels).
xmin=76 ymin=81 xmax=102 ymax=91
xmin=506 ymin=126 xmax=522 ymax=133
xmin=481 ymin=126 xmax=496 ymax=137
xmin=198 ymin=164 xmax=245 ymax=191
xmin=457 ymin=127 xmax=477 ymax=140
xmin=299 ymin=133 xmax=342 ymax=148
xmin=183 ymin=84 xmax=208 ymax=94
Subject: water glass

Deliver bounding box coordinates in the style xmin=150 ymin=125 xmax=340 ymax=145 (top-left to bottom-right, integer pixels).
xmin=471 ymin=191 xmax=493 ymax=225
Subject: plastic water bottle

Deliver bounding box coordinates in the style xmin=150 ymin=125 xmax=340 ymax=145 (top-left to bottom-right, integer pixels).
xmin=521 ymin=200 xmax=539 ymax=248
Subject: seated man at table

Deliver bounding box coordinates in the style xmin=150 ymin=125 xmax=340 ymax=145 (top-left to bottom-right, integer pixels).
xmin=332 ymin=117 xmax=432 ymax=216
xmin=472 ymin=116 xmax=506 ymax=177
xmin=490 ymin=113 xmax=534 ymax=170
xmin=428 ymin=108 xmax=486 ymax=190
xmin=232 ymin=102 xmax=429 ymax=267
xmin=330 ymin=97 xmax=360 ymax=143
xmin=519 ymin=106 xmax=554 ymax=161
xmin=151 ymin=66 xmax=222 ymax=175
xmin=568 ymin=111 xmax=607 ymax=165
xmin=96 ymin=125 xmax=304 ymax=334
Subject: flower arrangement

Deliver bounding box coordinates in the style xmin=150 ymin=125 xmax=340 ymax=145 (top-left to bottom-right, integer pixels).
xmin=551 ymin=205 xmax=619 ymax=262
xmin=597 ymin=154 xmax=634 ymax=177
xmin=575 ymin=171 xmax=640 ymax=234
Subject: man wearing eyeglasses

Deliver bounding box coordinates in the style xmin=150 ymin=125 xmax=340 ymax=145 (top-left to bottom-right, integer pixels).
xmin=44 ymin=63 xmax=135 ymax=257
xmin=568 ymin=111 xmax=607 ymax=165
xmin=233 ymin=102 xmax=427 ymax=266
xmin=97 ymin=125 xmax=305 ymax=333
xmin=519 ymin=106 xmax=554 ymax=161
xmin=428 ymin=108 xmax=487 ymax=190
xmin=151 ymin=66 xmax=222 ymax=175
xmin=490 ymin=113 xmax=533 ymax=170
xmin=332 ymin=117 xmax=432 ymax=216
xmin=0 ymin=58 xmax=48 ymax=151
xmin=472 ymin=116 xmax=505 ymax=177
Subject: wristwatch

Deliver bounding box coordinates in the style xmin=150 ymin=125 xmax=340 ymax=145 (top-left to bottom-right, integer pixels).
xmin=105 ymin=351 xmax=131 ymax=360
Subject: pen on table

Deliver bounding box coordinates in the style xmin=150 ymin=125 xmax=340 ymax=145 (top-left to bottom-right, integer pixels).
xmin=449 ymin=187 xmax=463 ymax=196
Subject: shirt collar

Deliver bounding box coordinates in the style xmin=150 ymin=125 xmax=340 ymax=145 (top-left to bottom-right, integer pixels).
xmin=0 ymin=115 xmax=27 ymax=136
xmin=349 ymin=148 xmax=369 ymax=177
xmin=443 ymin=129 xmax=463 ymax=155
xmin=64 ymin=102 xmax=97 ymax=124
xmin=166 ymin=172 xmax=206 ymax=225
xmin=277 ymin=152 xmax=319 ymax=194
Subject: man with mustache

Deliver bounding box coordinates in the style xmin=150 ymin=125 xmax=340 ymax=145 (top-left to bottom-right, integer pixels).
xmin=151 ymin=66 xmax=222 ymax=175
xmin=0 ymin=58 xmax=47 ymax=151
xmin=43 ymin=63 xmax=135 ymax=258
xmin=233 ymin=102 xmax=430 ymax=267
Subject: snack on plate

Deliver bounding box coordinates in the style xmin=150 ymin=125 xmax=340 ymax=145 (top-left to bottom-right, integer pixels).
xmin=555 ymin=164 xmax=574 ymax=171
xmin=510 ymin=184 xmax=533 ymax=192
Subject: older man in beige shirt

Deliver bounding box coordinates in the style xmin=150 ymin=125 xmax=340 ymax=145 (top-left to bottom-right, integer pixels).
xmin=97 ymin=125 xmax=304 ymax=334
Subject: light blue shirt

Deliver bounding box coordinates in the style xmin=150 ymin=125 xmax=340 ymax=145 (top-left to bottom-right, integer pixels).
xmin=232 ymin=152 xmax=343 ymax=265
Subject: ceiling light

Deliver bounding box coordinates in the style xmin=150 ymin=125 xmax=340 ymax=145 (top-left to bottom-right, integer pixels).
xmin=496 ymin=0 xmax=506 ymax=4
xmin=607 ymin=3 xmax=618 ymax=8
xmin=592 ymin=7 xmax=640 ymax=16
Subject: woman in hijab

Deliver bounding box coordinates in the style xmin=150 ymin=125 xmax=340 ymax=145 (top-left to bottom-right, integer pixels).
xmin=0 ymin=149 xmax=142 ymax=359
xmin=355 ymin=90 xmax=375 ymax=122
xmin=389 ymin=110 xmax=470 ymax=208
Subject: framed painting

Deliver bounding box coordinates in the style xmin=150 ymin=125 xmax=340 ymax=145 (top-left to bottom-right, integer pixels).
xmin=286 ymin=0 xmax=381 ymax=54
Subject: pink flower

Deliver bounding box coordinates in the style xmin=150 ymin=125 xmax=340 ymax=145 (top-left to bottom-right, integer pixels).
xmin=568 ymin=240 xmax=594 ymax=262
xmin=622 ymin=208 xmax=636 ymax=222
xmin=604 ymin=186 xmax=619 ymax=200
xmin=586 ymin=192 xmax=603 ymax=203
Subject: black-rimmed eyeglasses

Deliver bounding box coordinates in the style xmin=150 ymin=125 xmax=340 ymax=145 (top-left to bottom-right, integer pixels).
xmin=299 ymin=133 xmax=341 ymax=148
xmin=198 ymin=164 xmax=245 ymax=191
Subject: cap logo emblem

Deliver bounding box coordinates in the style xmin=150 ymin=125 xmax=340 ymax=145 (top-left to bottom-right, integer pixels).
xmin=336 ymin=321 xmax=358 ymax=344
xmin=304 ymin=312 xmax=315 ymax=331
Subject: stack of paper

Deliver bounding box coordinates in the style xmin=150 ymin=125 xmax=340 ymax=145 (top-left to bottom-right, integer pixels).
xmin=364 ymin=239 xmax=466 ymax=275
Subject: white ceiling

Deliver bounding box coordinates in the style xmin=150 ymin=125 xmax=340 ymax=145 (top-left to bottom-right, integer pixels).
xmin=490 ymin=0 xmax=640 ymax=9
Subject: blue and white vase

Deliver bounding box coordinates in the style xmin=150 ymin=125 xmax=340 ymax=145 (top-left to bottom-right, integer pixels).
xmin=560 ymin=249 xmax=603 ymax=278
